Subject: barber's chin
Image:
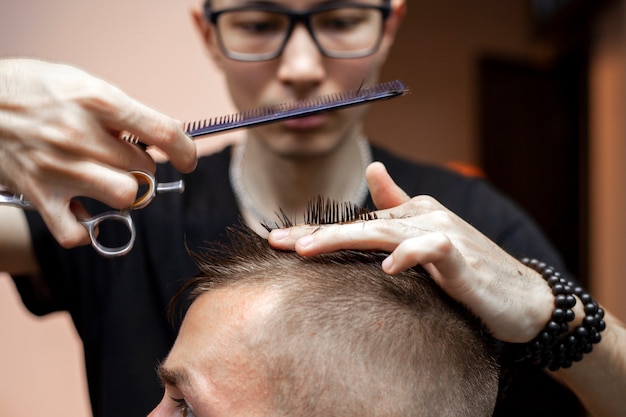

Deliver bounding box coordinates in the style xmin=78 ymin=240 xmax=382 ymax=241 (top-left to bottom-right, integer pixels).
xmin=270 ymin=137 xmax=337 ymax=159
xmin=281 ymin=114 xmax=327 ymax=130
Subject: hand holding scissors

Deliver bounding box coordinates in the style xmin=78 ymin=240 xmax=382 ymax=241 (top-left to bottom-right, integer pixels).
xmin=0 ymin=171 xmax=184 ymax=257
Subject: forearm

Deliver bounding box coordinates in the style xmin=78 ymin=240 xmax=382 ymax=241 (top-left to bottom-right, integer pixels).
xmin=0 ymin=206 xmax=39 ymax=276
xmin=551 ymin=311 xmax=626 ymax=417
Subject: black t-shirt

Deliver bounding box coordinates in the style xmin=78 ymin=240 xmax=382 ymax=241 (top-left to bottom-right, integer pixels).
xmin=14 ymin=144 xmax=582 ymax=416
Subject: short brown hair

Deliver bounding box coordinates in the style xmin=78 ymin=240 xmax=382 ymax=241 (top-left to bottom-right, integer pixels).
xmin=173 ymin=226 xmax=499 ymax=417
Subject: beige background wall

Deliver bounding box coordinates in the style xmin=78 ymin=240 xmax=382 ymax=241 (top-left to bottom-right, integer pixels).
xmin=1 ymin=0 xmax=624 ymax=416
xmin=588 ymin=2 xmax=626 ymax=322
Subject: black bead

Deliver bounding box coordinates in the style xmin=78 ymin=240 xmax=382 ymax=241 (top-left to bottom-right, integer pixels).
xmin=553 ymin=284 xmax=565 ymax=294
xmin=548 ymin=276 xmax=560 ymax=286
xmin=574 ymin=327 xmax=589 ymax=338
xmin=552 ymin=308 xmax=566 ymax=321
xmin=584 ymin=303 xmax=598 ymax=315
xmin=583 ymin=315 xmax=596 ymax=328
xmin=540 ymin=331 xmax=554 ymax=344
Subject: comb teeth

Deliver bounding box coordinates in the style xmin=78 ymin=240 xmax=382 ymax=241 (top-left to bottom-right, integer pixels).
xmin=260 ymin=196 xmax=378 ymax=232
xmin=119 ymin=132 xmax=147 ymax=151
xmin=304 ymin=196 xmax=377 ymax=226
xmin=120 ymin=133 xmax=140 ymax=145
xmin=184 ymin=79 xmax=408 ymax=137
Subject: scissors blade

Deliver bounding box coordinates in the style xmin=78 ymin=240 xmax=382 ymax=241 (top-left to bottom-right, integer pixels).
xmin=0 ymin=188 xmax=34 ymax=209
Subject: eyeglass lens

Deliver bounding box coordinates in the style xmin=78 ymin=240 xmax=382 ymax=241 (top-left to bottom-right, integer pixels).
xmin=215 ymin=6 xmax=385 ymax=60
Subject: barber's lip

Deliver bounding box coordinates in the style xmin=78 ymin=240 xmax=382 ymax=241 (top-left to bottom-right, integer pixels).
xmin=281 ymin=114 xmax=327 ymax=130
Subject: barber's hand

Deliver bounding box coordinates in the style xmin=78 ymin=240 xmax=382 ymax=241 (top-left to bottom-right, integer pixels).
xmin=269 ymin=162 xmax=554 ymax=343
xmin=0 ymin=58 xmax=197 ymax=248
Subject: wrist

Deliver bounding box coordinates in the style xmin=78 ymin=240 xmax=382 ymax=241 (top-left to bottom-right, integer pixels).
xmin=510 ymin=258 xmax=606 ymax=371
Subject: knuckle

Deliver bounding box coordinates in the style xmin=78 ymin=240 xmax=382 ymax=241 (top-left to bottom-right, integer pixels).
xmin=410 ymin=194 xmax=439 ymax=209
xmin=32 ymin=112 xmax=93 ymax=154
xmin=52 ymin=121 xmax=89 ymax=149
xmin=77 ymin=80 xmax=118 ymax=116
xmin=45 ymin=212 xmax=90 ymax=249
xmin=428 ymin=209 xmax=453 ymax=227
xmin=27 ymin=149 xmax=59 ymax=175
xmin=107 ymin=174 xmax=138 ymax=207
xmin=430 ymin=231 xmax=454 ymax=254
xmin=56 ymin=230 xmax=86 ymax=249
xmin=375 ymin=220 xmax=404 ymax=237
xmin=149 ymin=118 xmax=180 ymax=146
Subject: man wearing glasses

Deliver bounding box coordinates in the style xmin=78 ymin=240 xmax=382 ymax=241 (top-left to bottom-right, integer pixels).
xmin=1 ymin=0 xmax=626 ymax=416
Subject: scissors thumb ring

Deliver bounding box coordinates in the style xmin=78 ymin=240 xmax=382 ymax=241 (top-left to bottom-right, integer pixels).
xmin=130 ymin=171 xmax=157 ymax=210
xmin=130 ymin=171 xmax=185 ymax=210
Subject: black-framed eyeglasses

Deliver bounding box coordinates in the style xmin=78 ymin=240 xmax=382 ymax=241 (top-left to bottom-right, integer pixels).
xmin=203 ymin=2 xmax=391 ymax=62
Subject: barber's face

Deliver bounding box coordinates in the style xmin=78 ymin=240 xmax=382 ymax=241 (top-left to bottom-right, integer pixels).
xmin=192 ymin=0 xmax=403 ymax=157
xmin=148 ymin=287 xmax=278 ymax=417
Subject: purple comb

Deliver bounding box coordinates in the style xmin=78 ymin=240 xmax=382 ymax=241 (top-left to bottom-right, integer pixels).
xmin=184 ymin=79 xmax=408 ymax=137
xmin=122 ymin=80 xmax=408 ymax=146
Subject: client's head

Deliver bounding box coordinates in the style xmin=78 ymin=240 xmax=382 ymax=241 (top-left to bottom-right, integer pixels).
xmin=150 ymin=226 xmax=499 ymax=417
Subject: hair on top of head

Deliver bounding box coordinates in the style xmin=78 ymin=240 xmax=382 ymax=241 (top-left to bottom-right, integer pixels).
xmin=170 ymin=222 xmax=499 ymax=417
xmin=172 ymin=223 xmax=479 ymax=327
xmin=169 ymin=197 xmax=377 ymax=321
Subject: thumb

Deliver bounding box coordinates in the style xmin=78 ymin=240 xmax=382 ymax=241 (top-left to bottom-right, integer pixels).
xmin=365 ymin=162 xmax=410 ymax=209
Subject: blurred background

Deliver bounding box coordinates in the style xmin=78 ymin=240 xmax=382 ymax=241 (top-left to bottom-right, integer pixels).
xmin=1 ymin=0 xmax=624 ymax=415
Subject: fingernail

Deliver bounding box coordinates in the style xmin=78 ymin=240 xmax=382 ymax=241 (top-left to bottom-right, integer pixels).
xmin=382 ymin=255 xmax=394 ymax=272
xmin=298 ymin=235 xmax=314 ymax=248
xmin=270 ymin=229 xmax=289 ymax=240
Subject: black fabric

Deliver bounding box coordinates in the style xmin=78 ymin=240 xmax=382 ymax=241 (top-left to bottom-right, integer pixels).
xmin=14 ymin=144 xmax=582 ymax=416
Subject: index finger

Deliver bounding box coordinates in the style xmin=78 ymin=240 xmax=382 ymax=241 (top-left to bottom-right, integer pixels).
xmin=90 ymin=83 xmax=197 ymax=173
xmin=268 ymin=218 xmax=406 ymax=256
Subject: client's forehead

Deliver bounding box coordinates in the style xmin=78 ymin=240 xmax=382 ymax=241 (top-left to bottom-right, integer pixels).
xmin=161 ymin=286 xmax=279 ymax=416
xmin=183 ymin=285 xmax=279 ymax=348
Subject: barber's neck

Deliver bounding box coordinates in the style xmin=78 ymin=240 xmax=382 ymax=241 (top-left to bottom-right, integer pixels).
xmin=237 ymin=131 xmax=368 ymax=228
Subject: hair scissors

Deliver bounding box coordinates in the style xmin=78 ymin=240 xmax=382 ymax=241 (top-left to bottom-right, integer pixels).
xmin=0 ymin=171 xmax=184 ymax=257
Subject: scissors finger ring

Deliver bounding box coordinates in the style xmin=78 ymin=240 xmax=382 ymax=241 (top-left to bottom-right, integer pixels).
xmin=80 ymin=209 xmax=136 ymax=257
xmin=82 ymin=171 xmax=185 ymax=257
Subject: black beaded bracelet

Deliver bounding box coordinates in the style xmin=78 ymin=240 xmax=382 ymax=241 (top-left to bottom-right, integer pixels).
xmin=519 ymin=258 xmax=606 ymax=371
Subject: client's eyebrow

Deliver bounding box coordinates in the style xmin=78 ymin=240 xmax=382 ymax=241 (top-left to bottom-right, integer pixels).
xmin=156 ymin=362 xmax=191 ymax=389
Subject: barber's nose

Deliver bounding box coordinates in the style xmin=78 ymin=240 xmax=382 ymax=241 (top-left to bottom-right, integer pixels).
xmin=277 ymin=25 xmax=325 ymax=86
